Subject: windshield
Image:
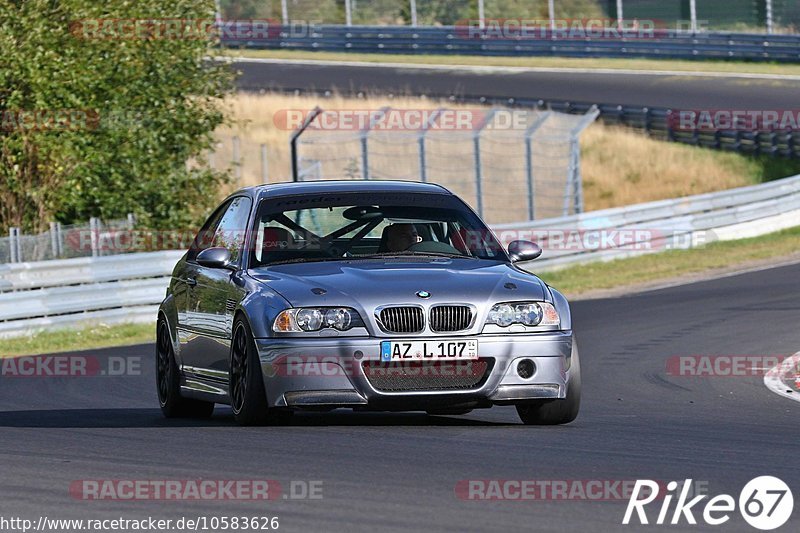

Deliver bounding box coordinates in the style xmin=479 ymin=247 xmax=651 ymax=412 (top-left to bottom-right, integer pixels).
xmin=250 ymin=191 xmax=507 ymax=267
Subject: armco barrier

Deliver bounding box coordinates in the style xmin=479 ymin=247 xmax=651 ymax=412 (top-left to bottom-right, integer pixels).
xmin=0 ymin=251 xmax=183 ymax=338
xmin=1 ymin=174 xmax=800 ymax=337
xmin=497 ymin=173 xmax=800 ymax=270
xmin=221 ymin=25 xmax=800 ymax=63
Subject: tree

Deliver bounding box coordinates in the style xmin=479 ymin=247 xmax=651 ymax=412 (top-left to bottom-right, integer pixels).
xmin=0 ymin=0 xmax=234 ymax=233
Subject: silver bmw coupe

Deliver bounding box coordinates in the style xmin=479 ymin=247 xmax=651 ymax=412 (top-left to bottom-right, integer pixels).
xmin=156 ymin=181 xmax=580 ymax=425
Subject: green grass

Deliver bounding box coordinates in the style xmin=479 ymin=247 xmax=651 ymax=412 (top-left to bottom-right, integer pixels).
xmin=3 ymin=226 xmax=800 ymax=356
xmin=221 ymin=49 xmax=800 ymax=77
xmin=1 ymin=323 xmax=154 ymax=358
xmin=538 ymin=226 xmax=800 ymax=296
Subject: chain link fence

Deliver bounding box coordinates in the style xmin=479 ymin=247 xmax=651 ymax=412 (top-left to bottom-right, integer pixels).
xmin=221 ymin=1 xmax=799 ymax=33
xmin=290 ymin=106 xmax=598 ymax=224
xmin=1 ymin=216 xmax=136 ymax=264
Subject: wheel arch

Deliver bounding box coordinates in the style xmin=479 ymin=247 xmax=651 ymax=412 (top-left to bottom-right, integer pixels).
xmin=157 ymin=295 xmax=180 ymax=357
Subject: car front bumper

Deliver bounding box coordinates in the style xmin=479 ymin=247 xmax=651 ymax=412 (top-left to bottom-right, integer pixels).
xmin=255 ymin=331 xmax=574 ymax=410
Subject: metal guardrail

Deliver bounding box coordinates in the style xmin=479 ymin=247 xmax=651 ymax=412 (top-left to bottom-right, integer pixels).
xmin=2 ymin=174 xmax=799 ymax=337
xmin=496 ymin=173 xmax=800 ymax=271
xmin=222 ymin=25 xmax=800 ymax=63
xmin=0 ymin=251 xmax=183 ymax=338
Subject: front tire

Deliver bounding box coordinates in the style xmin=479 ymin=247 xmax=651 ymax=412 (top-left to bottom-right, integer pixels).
xmin=516 ymin=338 xmax=581 ymax=425
xmin=229 ymin=318 xmax=292 ymax=426
xmin=156 ymin=319 xmax=215 ymax=419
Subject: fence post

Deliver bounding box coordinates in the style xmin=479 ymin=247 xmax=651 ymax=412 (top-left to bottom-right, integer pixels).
xmin=472 ymin=109 xmax=497 ymax=219
xmin=361 ymin=136 xmax=369 ymax=181
xmin=345 ymin=0 xmax=352 ymax=26
xmin=572 ymin=138 xmax=584 ymax=213
xmin=523 ymin=112 xmax=551 ymax=221
xmin=232 ymin=136 xmax=241 ymax=185
xmin=9 ymin=227 xmax=19 ymax=263
xmin=90 ymin=217 xmax=99 ymax=258
xmin=50 ymin=222 xmax=59 ymax=259
xmin=260 ymin=144 xmax=269 ymax=183
xmin=565 ymin=106 xmax=600 ymax=215
xmin=410 ymin=0 xmax=417 ymax=27
xmin=766 ymin=0 xmax=774 ymax=34
xmin=563 ymin=144 xmax=576 ymax=216
xmin=418 ymin=108 xmax=444 ymax=183
xmin=290 ymin=106 xmax=323 ymax=182
xmin=281 ymin=0 xmax=288 ymax=25
xmin=56 ymin=222 xmax=63 ymax=257
xmin=359 ymin=107 xmax=390 ymax=181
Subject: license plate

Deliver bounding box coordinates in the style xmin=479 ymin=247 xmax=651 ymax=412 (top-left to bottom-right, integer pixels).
xmin=380 ymin=339 xmax=478 ymax=362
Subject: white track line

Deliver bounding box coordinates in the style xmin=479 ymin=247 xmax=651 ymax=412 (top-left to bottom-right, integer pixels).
xmin=764 ymin=351 xmax=800 ymax=403
xmin=224 ymin=56 xmax=800 ymax=82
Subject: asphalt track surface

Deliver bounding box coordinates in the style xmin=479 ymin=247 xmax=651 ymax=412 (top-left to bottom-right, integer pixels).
xmin=1 ymin=262 xmax=799 ymax=532
xmin=234 ymin=59 xmax=800 ymax=110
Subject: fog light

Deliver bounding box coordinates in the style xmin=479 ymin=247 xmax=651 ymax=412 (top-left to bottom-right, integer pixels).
xmin=517 ymin=359 xmax=535 ymax=379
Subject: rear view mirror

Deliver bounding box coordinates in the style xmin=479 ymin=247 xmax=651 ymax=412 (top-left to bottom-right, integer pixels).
xmin=196 ymin=247 xmax=234 ymax=269
xmin=507 ymin=240 xmax=542 ymax=263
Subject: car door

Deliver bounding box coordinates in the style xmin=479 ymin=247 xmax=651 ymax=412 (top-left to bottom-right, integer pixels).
xmin=175 ymin=201 xmax=230 ymax=364
xmin=182 ymin=196 xmax=253 ymax=375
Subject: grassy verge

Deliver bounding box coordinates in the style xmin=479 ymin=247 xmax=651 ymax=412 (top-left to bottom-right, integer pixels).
xmin=538 ymin=226 xmax=800 ymax=296
xmin=221 ymin=49 xmax=800 ymax=77
xmin=1 ymin=323 xmax=154 ymax=358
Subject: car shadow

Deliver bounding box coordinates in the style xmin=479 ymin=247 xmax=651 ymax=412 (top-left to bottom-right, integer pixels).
xmin=0 ymin=408 xmax=514 ymax=428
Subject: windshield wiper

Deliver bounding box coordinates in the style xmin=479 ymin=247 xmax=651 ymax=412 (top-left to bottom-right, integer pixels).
xmin=353 ymin=251 xmax=480 ymax=260
xmin=265 ymin=251 xmax=484 ymax=266
xmin=265 ymin=256 xmax=344 ymax=266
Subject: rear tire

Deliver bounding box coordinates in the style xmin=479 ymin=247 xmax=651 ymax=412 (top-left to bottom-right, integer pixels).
xmin=516 ymin=339 xmax=581 ymax=425
xmin=229 ymin=318 xmax=293 ymax=426
xmin=156 ymin=319 xmax=215 ymax=419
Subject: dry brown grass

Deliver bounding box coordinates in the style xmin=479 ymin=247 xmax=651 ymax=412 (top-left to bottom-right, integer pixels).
xmin=580 ymin=124 xmax=756 ymax=210
xmin=214 ymin=92 xmax=759 ymax=216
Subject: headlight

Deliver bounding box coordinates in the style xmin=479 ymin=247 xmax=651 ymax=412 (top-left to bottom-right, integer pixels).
xmin=486 ymin=302 xmax=559 ymax=328
xmin=273 ymin=307 xmax=363 ymax=333
xmin=296 ymin=308 xmax=324 ymax=331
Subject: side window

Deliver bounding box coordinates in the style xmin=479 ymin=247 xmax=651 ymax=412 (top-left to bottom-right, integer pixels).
xmin=211 ymin=197 xmax=253 ymax=264
xmin=188 ymin=200 xmax=231 ymax=261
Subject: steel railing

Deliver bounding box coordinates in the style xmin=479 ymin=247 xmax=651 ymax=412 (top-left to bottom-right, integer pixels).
xmin=221 ymin=24 xmax=800 ymax=63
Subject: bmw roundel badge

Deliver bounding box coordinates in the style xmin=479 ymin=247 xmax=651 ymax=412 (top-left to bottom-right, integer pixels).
xmin=416 ymin=290 xmax=431 ymax=299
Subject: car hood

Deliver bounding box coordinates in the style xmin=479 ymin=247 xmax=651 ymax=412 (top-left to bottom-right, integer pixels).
xmin=248 ymin=258 xmax=549 ymax=309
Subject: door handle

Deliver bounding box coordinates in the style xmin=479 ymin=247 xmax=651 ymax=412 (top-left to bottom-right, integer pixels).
xmin=184 ymin=276 xmax=197 ymax=287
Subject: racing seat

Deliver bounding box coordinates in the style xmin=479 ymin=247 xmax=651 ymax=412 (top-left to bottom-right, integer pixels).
xmin=260 ymin=227 xmax=296 ymax=263
xmin=377 ymin=225 xmax=393 ymax=252
xmin=262 ymin=227 xmax=294 ymax=253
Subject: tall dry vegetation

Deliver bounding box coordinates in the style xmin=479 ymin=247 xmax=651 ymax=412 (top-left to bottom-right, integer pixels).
xmin=215 ymin=92 xmax=759 ymax=214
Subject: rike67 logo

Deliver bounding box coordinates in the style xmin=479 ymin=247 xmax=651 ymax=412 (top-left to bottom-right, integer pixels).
xmin=623 ymin=476 xmax=793 ymax=530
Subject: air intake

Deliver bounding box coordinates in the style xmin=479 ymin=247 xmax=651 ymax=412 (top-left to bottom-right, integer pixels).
xmin=430 ymin=305 xmax=473 ymax=332
xmin=378 ymin=306 xmax=425 ymax=333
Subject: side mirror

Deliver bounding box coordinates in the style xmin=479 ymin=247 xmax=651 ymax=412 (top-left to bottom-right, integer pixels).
xmin=196 ymin=247 xmax=234 ymax=269
xmin=507 ymin=240 xmax=542 ymax=263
